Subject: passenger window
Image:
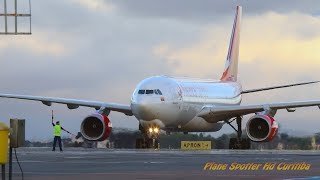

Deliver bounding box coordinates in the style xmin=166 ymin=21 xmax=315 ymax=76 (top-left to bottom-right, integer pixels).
xmin=138 ymin=90 xmax=145 ymax=94
xmin=146 ymin=90 xmax=154 ymax=94
xmin=157 ymin=89 xmax=163 ymax=95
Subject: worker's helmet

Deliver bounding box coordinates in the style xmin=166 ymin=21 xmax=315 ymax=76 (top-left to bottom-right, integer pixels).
xmin=56 ymin=121 xmax=60 ymax=125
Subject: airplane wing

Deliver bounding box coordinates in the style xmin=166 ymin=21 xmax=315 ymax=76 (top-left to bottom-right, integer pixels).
xmin=242 ymin=81 xmax=319 ymax=94
xmin=198 ymin=100 xmax=320 ymax=123
xmin=0 ymin=93 xmax=133 ymax=116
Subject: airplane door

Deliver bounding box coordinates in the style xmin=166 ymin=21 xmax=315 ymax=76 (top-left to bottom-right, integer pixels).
xmin=172 ymin=87 xmax=182 ymax=107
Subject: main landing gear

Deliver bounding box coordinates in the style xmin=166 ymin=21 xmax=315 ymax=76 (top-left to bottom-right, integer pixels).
xmin=226 ymin=116 xmax=251 ymax=149
xmin=135 ymin=124 xmax=160 ymax=149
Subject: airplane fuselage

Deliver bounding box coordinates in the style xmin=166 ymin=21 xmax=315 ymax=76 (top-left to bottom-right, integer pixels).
xmin=0 ymin=6 xmax=318 ymax=146
xmin=131 ymin=76 xmax=242 ymax=132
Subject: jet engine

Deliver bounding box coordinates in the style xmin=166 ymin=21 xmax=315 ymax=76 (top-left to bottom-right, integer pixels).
xmin=246 ymin=114 xmax=278 ymax=142
xmin=80 ymin=113 xmax=112 ymax=141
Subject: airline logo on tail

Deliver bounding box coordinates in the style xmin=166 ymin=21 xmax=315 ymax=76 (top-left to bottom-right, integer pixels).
xmin=221 ymin=6 xmax=242 ymax=82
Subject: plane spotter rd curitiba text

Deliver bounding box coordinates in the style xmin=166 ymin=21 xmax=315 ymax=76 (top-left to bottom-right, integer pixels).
xmin=203 ymin=162 xmax=311 ymax=171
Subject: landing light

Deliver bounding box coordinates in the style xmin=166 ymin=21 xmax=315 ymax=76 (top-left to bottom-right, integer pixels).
xmin=154 ymin=127 xmax=159 ymax=133
xmin=149 ymin=127 xmax=153 ymax=133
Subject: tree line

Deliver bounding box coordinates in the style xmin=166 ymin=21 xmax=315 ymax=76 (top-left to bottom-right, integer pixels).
xmin=109 ymin=129 xmax=320 ymax=150
xmin=24 ymin=129 xmax=320 ymax=150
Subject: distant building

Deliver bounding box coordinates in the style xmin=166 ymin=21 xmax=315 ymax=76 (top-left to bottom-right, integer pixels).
xmin=277 ymin=143 xmax=283 ymax=150
xmin=97 ymin=139 xmax=112 ymax=149
xmin=311 ymin=136 xmax=320 ymax=150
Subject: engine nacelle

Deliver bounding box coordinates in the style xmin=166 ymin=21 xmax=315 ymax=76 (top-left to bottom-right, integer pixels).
xmin=246 ymin=114 xmax=279 ymax=142
xmin=80 ymin=113 xmax=112 ymax=141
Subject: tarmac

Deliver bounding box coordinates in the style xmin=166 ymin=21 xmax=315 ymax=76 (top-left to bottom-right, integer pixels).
xmin=4 ymin=148 xmax=320 ymax=180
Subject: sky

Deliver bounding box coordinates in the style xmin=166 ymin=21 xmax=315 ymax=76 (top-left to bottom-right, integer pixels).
xmin=0 ymin=0 xmax=319 ymax=140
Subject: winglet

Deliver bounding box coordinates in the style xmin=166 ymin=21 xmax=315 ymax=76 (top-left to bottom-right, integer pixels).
xmin=221 ymin=6 xmax=242 ymax=82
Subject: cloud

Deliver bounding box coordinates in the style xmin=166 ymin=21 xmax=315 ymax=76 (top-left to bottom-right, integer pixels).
xmin=152 ymin=11 xmax=320 ymax=79
xmin=0 ymin=32 xmax=68 ymax=56
xmin=241 ymin=12 xmax=320 ymax=64
xmin=152 ymin=44 xmax=170 ymax=57
xmin=110 ymin=0 xmax=320 ymax=22
xmin=70 ymin=0 xmax=115 ymax=13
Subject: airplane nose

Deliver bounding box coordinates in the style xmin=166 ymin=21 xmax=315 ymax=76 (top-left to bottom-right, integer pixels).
xmin=131 ymin=102 xmax=155 ymax=121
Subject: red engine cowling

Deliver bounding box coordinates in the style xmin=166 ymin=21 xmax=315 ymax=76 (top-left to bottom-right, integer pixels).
xmin=246 ymin=114 xmax=279 ymax=142
xmin=80 ymin=113 xmax=112 ymax=141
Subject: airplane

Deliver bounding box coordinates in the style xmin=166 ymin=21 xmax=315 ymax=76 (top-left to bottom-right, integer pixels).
xmin=0 ymin=6 xmax=319 ymax=149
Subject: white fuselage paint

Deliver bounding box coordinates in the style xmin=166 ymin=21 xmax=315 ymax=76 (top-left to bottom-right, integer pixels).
xmin=130 ymin=76 xmax=242 ymax=132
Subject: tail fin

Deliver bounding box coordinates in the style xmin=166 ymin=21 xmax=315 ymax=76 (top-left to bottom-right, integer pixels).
xmin=220 ymin=6 xmax=242 ymax=82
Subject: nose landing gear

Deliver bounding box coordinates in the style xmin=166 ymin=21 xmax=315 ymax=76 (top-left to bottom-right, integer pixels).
xmin=135 ymin=124 xmax=160 ymax=149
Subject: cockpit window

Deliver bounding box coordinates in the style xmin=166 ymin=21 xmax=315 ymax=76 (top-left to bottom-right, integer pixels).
xmin=138 ymin=90 xmax=145 ymax=94
xmin=138 ymin=89 xmax=162 ymax=95
xmin=146 ymin=90 xmax=154 ymax=94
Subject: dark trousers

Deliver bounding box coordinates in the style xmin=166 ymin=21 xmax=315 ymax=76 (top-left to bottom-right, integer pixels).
xmin=53 ymin=136 xmax=62 ymax=151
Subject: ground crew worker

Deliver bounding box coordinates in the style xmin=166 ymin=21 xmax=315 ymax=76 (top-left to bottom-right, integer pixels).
xmin=52 ymin=120 xmax=71 ymax=152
